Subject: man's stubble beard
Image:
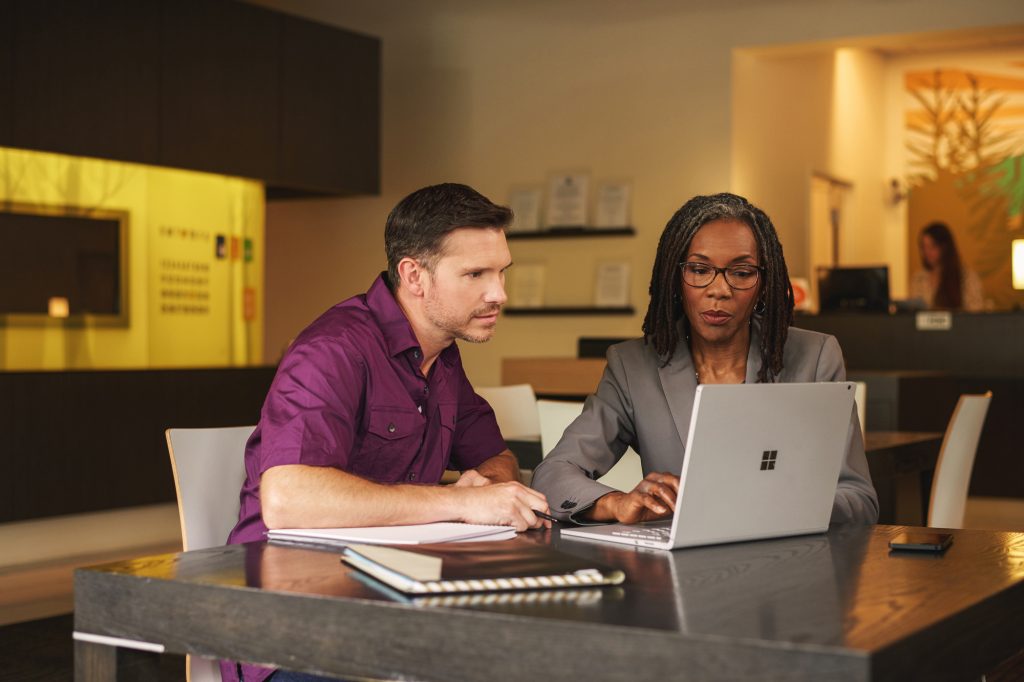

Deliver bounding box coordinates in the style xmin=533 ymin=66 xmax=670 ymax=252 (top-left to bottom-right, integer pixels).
xmin=424 ymin=291 xmax=501 ymax=344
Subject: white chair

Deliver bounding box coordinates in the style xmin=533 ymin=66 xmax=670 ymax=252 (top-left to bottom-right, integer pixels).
xmin=536 ymin=399 xmax=642 ymax=492
xmin=537 ymin=399 xmax=585 ymax=458
xmin=475 ymin=384 xmax=541 ymax=485
xmin=476 ymin=384 xmax=540 ymax=440
xmin=854 ymin=381 xmax=867 ymax=437
xmin=927 ymin=392 xmax=992 ymax=529
xmin=166 ymin=425 xmax=256 ymax=682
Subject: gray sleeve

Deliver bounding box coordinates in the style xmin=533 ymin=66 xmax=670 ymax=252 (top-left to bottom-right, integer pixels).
xmin=818 ymin=335 xmax=880 ymax=525
xmin=530 ymin=347 xmax=636 ymax=523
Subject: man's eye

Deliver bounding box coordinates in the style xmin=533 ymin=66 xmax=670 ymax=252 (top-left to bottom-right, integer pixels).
xmin=467 ymin=271 xmax=483 ymax=279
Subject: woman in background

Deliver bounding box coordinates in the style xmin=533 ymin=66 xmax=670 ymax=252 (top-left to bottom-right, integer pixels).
xmin=911 ymin=221 xmax=984 ymax=311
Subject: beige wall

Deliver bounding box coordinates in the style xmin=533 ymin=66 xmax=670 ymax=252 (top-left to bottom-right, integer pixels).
xmin=253 ymin=0 xmax=1024 ymax=385
xmin=733 ymin=50 xmax=835 ymax=278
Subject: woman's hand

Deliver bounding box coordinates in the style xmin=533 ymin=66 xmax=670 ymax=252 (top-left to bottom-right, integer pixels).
xmin=585 ymin=472 xmax=680 ymax=524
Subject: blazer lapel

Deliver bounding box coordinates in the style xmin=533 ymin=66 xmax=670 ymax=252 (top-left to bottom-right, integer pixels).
xmin=745 ymin=322 xmax=764 ymax=384
xmin=657 ymin=342 xmax=699 ymax=450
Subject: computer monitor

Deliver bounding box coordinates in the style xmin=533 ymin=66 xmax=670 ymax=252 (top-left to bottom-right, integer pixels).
xmin=816 ymin=266 xmax=890 ymax=313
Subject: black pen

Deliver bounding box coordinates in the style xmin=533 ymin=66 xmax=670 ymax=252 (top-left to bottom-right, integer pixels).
xmin=533 ymin=509 xmax=560 ymax=524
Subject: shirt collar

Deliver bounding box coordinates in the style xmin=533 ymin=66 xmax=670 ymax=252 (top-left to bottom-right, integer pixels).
xmin=366 ymin=273 xmax=459 ymax=368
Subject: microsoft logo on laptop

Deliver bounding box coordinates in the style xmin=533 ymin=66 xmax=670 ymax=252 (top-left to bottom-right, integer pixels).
xmin=760 ymin=450 xmax=778 ymax=471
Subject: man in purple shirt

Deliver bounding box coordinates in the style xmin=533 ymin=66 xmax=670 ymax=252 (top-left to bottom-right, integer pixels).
xmin=224 ymin=183 xmax=550 ymax=682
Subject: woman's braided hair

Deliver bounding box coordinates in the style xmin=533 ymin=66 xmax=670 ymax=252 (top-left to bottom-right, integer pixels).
xmin=641 ymin=193 xmax=794 ymax=383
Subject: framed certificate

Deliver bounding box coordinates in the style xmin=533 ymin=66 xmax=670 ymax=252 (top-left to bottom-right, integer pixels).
xmin=594 ymin=261 xmax=631 ymax=307
xmin=509 ymin=263 xmax=546 ymax=308
xmin=545 ymin=173 xmax=589 ymax=228
xmin=595 ymin=182 xmax=631 ymax=228
xmin=507 ymin=186 xmax=542 ymax=233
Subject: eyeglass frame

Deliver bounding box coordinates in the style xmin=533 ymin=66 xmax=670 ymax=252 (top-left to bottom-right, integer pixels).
xmin=678 ymin=261 xmax=764 ymax=290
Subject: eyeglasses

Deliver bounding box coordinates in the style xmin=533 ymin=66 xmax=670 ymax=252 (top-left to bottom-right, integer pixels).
xmin=679 ymin=262 xmax=762 ymax=290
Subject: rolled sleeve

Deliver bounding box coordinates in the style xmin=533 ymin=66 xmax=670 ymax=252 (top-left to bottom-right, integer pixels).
xmin=258 ymin=339 xmax=365 ymax=475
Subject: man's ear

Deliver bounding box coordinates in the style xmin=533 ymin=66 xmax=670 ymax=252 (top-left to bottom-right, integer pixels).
xmin=396 ymin=257 xmax=427 ymax=297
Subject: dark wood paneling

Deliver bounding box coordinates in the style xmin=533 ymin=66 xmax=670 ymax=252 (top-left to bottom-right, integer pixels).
xmin=159 ymin=0 xmax=280 ymax=180
xmin=4 ymin=0 xmax=380 ymax=196
xmin=0 ymin=0 xmax=14 ymax=146
xmin=11 ymin=0 xmax=161 ymax=164
xmin=278 ymin=15 xmax=380 ymax=196
xmin=0 ymin=367 xmax=276 ymax=523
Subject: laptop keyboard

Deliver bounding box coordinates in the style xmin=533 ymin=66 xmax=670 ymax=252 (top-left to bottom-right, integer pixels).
xmin=610 ymin=525 xmax=672 ymax=541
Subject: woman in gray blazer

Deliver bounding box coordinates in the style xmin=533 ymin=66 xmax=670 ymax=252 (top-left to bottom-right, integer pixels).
xmin=531 ymin=193 xmax=879 ymax=525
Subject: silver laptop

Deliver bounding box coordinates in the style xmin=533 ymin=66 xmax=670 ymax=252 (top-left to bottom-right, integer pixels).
xmin=561 ymin=382 xmax=856 ymax=550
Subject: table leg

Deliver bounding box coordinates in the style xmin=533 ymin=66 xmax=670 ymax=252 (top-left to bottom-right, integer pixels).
xmin=74 ymin=639 xmax=117 ymax=682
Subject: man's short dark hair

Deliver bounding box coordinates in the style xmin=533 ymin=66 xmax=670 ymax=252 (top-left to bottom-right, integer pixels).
xmin=385 ymin=183 xmax=513 ymax=287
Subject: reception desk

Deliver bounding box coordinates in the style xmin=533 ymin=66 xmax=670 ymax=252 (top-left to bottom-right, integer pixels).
xmin=794 ymin=310 xmax=1024 ymax=378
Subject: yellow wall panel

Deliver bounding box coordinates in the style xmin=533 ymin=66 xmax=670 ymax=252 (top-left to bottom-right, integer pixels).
xmin=0 ymin=147 xmax=264 ymax=370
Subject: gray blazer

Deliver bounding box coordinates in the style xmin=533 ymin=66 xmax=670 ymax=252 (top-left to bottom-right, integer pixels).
xmin=531 ymin=326 xmax=880 ymax=525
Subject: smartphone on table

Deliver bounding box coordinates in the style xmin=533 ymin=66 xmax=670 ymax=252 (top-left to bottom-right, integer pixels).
xmin=888 ymin=532 xmax=953 ymax=552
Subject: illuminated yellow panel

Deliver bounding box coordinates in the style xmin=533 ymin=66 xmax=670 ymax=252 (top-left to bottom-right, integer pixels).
xmin=0 ymin=146 xmax=263 ymax=370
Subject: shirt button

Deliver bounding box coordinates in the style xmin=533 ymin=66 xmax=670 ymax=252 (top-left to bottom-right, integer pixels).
xmin=413 ymin=349 xmax=421 ymax=359
xmin=387 ymin=423 xmax=396 ymax=433
xmin=423 ymin=386 xmax=429 ymax=396
xmin=408 ymin=472 xmax=417 ymax=481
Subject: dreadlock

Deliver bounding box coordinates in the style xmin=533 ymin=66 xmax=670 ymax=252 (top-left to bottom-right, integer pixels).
xmin=641 ymin=193 xmax=794 ymax=383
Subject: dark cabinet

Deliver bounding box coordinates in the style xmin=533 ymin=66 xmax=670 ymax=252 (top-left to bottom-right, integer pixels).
xmin=11 ymin=0 xmax=162 ymax=165
xmin=0 ymin=367 xmax=277 ymax=522
xmin=159 ymin=0 xmax=280 ymax=181
xmin=0 ymin=0 xmax=14 ymax=146
xmin=1 ymin=0 xmax=379 ymax=197
xmin=277 ymin=16 xmax=380 ymax=196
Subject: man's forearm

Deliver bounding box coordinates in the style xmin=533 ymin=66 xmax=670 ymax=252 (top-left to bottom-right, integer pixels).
xmin=261 ymin=464 xmax=464 ymax=529
xmin=261 ymin=456 xmax=547 ymax=531
xmin=470 ymin=449 xmax=521 ymax=483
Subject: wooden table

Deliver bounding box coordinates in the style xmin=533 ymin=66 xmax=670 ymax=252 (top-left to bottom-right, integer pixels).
xmin=865 ymin=431 xmax=943 ymax=526
xmin=74 ymin=525 xmax=1024 ymax=681
xmin=501 ymin=357 xmax=605 ymax=398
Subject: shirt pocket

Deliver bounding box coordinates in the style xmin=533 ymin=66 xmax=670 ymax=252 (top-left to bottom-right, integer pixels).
xmin=355 ymin=408 xmax=425 ymax=481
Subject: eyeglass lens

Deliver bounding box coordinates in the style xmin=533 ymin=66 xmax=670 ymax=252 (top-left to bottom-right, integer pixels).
xmin=680 ymin=263 xmax=760 ymax=289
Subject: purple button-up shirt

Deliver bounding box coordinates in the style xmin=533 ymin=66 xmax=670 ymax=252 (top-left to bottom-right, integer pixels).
xmin=223 ymin=275 xmax=507 ymax=682
xmin=228 ymin=274 xmax=507 ymax=547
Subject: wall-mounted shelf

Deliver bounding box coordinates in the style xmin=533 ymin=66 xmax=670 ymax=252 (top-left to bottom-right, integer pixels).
xmin=506 ymin=227 xmax=635 ymax=240
xmin=503 ymin=306 xmax=635 ymax=316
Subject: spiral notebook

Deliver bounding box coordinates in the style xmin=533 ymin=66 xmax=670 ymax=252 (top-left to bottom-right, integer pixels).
xmin=342 ymin=541 xmax=625 ymax=595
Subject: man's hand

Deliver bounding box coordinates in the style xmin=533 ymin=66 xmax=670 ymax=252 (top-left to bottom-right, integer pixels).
xmin=453 ymin=469 xmax=492 ymax=487
xmin=585 ymin=472 xmax=680 ymax=524
xmin=450 ymin=481 xmax=553 ymax=532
